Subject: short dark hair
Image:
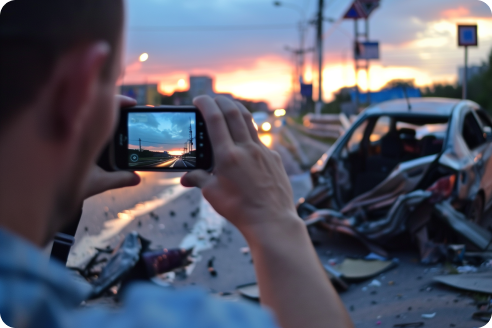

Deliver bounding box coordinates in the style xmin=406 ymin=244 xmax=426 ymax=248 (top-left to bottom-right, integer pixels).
xmin=0 ymin=0 xmax=124 ymax=125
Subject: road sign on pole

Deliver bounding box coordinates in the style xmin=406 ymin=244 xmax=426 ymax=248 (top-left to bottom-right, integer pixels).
xmin=458 ymin=24 xmax=478 ymax=100
xmin=344 ymin=0 xmax=380 ymax=19
xmin=355 ymin=41 xmax=380 ymax=60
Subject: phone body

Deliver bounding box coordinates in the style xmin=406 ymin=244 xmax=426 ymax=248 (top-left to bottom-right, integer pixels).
xmin=100 ymin=106 xmax=213 ymax=172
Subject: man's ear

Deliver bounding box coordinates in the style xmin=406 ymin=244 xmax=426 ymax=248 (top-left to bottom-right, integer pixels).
xmin=45 ymin=42 xmax=111 ymax=139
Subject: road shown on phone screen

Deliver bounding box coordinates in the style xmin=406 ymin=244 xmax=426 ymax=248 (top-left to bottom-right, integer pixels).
xmin=129 ymin=156 xmax=197 ymax=168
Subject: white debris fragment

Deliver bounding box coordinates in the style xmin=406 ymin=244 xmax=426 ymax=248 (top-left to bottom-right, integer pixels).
xmin=457 ymin=265 xmax=478 ymax=273
xmin=421 ymin=313 xmax=436 ymax=319
xmin=367 ymin=280 xmax=382 ymax=287
xmin=240 ymin=247 xmax=250 ymax=254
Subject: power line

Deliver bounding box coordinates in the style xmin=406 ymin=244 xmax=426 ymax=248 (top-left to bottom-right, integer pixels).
xmin=130 ymin=138 xmax=195 ymax=145
xmin=129 ymin=24 xmax=297 ymax=32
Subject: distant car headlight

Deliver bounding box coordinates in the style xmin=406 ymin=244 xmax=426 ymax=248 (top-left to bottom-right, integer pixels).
xmin=261 ymin=122 xmax=272 ymax=132
xmin=274 ymin=109 xmax=286 ymax=117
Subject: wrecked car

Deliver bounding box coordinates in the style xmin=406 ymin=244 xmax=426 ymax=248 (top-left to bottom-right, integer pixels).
xmin=298 ymin=98 xmax=492 ymax=262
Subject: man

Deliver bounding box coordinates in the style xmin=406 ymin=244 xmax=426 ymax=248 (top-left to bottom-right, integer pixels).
xmin=0 ymin=1 xmax=354 ymax=328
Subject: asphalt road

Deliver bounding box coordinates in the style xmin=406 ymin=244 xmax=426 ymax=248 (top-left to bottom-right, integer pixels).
xmin=70 ymin=129 xmax=491 ymax=327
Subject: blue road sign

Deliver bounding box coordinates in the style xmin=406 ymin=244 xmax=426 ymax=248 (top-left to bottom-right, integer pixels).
xmin=344 ymin=0 xmax=380 ymax=19
xmin=458 ymin=25 xmax=478 ymax=46
xmin=301 ymin=84 xmax=313 ymax=98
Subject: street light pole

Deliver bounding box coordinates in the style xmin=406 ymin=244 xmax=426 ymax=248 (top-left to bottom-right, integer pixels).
xmin=315 ymin=0 xmax=324 ymax=115
xmin=274 ymin=1 xmax=307 ymax=113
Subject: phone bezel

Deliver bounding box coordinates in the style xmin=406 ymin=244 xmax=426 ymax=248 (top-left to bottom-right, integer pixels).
xmin=113 ymin=106 xmax=214 ymax=172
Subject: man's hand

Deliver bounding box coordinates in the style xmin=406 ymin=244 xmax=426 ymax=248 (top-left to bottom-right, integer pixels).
xmin=181 ymin=96 xmax=299 ymax=239
xmin=81 ymin=95 xmax=140 ymax=200
xmin=183 ymin=96 xmax=354 ymax=328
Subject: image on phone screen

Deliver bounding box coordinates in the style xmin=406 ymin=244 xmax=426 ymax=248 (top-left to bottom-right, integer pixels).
xmin=128 ymin=112 xmax=197 ymax=169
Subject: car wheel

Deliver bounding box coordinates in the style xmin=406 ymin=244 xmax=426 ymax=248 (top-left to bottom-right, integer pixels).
xmin=468 ymin=194 xmax=484 ymax=224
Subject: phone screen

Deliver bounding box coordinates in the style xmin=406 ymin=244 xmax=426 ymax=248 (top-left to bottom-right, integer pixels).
xmin=128 ymin=112 xmax=198 ymax=169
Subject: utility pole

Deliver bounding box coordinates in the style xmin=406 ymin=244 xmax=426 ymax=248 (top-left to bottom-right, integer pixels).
xmin=354 ymin=19 xmax=359 ymax=109
xmin=139 ymin=138 xmax=142 ymax=152
xmin=189 ymin=120 xmax=193 ymax=154
xmin=315 ymin=0 xmax=324 ymax=115
xmin=365 ymin=18 xmax=371 ymax=104
xmin=463 ymin=46 xmax=468 ymax=99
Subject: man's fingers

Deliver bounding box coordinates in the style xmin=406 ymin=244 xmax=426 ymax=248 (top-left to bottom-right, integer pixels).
xmin=235 ymin=101 xmax=262 ymax=144
xmin=84 ymin=167 xmax=141 ymax=199
xmin=181 ymin=170 xmax=211 ymax=189
xmin=102 ymin=171 xmax=141 ymax=191
xmin=215 ymin=97 xmax=252 ymax=144
xmin=193 ymin=96 xmax=234 ymax=151
xmin=116 ymin=95 xmax=137 ymax=108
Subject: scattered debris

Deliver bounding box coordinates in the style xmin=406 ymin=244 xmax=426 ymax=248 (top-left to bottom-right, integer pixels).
xmin=208 ymin=256 xmax=217 ymax=277
xmin=149 ymin=212 xmax=159 ymax=221
xmin=471 ymin=311 xmax=492 ymax=322
xmin=240 ymin=247 xmax=250 ymax=255
xmin=365 ymin=253 xmax=388 ymax=261
xmin=323 ymin=265 xmax=349 ymax=290
xmin=69 ymin=232 xmax=193 ymax=300
xmin=433 ymin=272 xmax=492 ymax=294
xmin=334 ymin=258 xmax=397 ymax=281
xmin=237 ymin=283 xmax=260 ymax=300
xmin=170 ymin=211 xmax=176 ymax=217
xmin=368 ymin=280 xmax=382 ymax=287
xmin=421 ymin=313 xmax=436 ymax=319
xmin=456 ymin=265 xmax=478 ymax=273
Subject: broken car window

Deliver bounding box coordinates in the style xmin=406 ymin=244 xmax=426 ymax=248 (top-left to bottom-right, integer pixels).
xmin=462 ymin=112 xmax=486 ymax=150
xmin=370 ymin=116 xmax=391 ymax=143
xmin=476 ymin=110 xmax=492 ymax=129
xmin=347 ymin=120 xmax=369 ymax=152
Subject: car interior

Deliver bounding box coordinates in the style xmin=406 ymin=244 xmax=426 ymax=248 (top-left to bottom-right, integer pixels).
xmin=334 ymin=115 xmax=449 ymax=205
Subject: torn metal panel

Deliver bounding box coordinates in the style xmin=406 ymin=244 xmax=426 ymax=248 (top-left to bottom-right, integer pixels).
xmin=434 ymin=201 xmax=492 ymax=250
xmin=356 ymin=190 xmax=432 ymax=243
xmin=341 ymin=157 xmax=436 ymax=214
xmin=90 ymin=232 xmax=142 ymax=298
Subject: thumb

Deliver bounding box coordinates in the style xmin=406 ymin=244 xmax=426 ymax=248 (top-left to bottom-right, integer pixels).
xmin=102 ymin=171 xmax=141 ymax=191
xmin=181 ymin=170 xmax=211 ymax=188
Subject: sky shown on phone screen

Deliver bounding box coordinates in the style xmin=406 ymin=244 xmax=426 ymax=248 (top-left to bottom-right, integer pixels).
xmin=128 ymin=112 xmax=196 ymax=156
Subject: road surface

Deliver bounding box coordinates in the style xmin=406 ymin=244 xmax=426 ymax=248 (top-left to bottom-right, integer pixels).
xmin=155 ymin=157 xmax=196 ymax=168
xmin=129 ymin=157 xmax=197 ymax=169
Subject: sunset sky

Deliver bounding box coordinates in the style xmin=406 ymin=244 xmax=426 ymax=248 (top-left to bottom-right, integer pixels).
xmin=128 ymin=112 xmax=196 ymax=155
xmin=123 ymin=0 xmax=492 ymax=108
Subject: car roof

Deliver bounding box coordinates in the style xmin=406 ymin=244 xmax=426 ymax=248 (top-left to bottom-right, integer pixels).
xmin=364 ymin=98 xmax=462 ymax=117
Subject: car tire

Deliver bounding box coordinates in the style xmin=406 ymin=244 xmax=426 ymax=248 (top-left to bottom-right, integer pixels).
xmin=468 ymin=194 xmax=484 ymax=224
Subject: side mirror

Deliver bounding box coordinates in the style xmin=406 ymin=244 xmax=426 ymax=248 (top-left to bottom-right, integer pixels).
xmin=484 ymin=126 xmax=492 ymax=141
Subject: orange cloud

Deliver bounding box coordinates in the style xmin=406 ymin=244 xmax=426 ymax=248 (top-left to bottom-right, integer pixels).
xmin=442 ymin=6 xmax=470 ymax=18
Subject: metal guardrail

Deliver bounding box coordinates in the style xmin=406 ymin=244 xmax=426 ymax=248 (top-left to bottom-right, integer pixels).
xmin=301 ymin=113 xmax=354 ymax=138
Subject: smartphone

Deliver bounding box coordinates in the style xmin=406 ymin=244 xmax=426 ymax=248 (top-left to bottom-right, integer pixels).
xmin=99 ymin=106 xmax=213 ymax=172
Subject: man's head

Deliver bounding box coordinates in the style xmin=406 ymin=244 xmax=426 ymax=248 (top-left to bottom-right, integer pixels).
xmin=0 ymin=0 xmax=125 ymax=245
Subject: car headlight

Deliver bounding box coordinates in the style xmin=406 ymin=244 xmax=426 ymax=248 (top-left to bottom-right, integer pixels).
xmin=261 ymin=122 xmax=272 ymax=132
